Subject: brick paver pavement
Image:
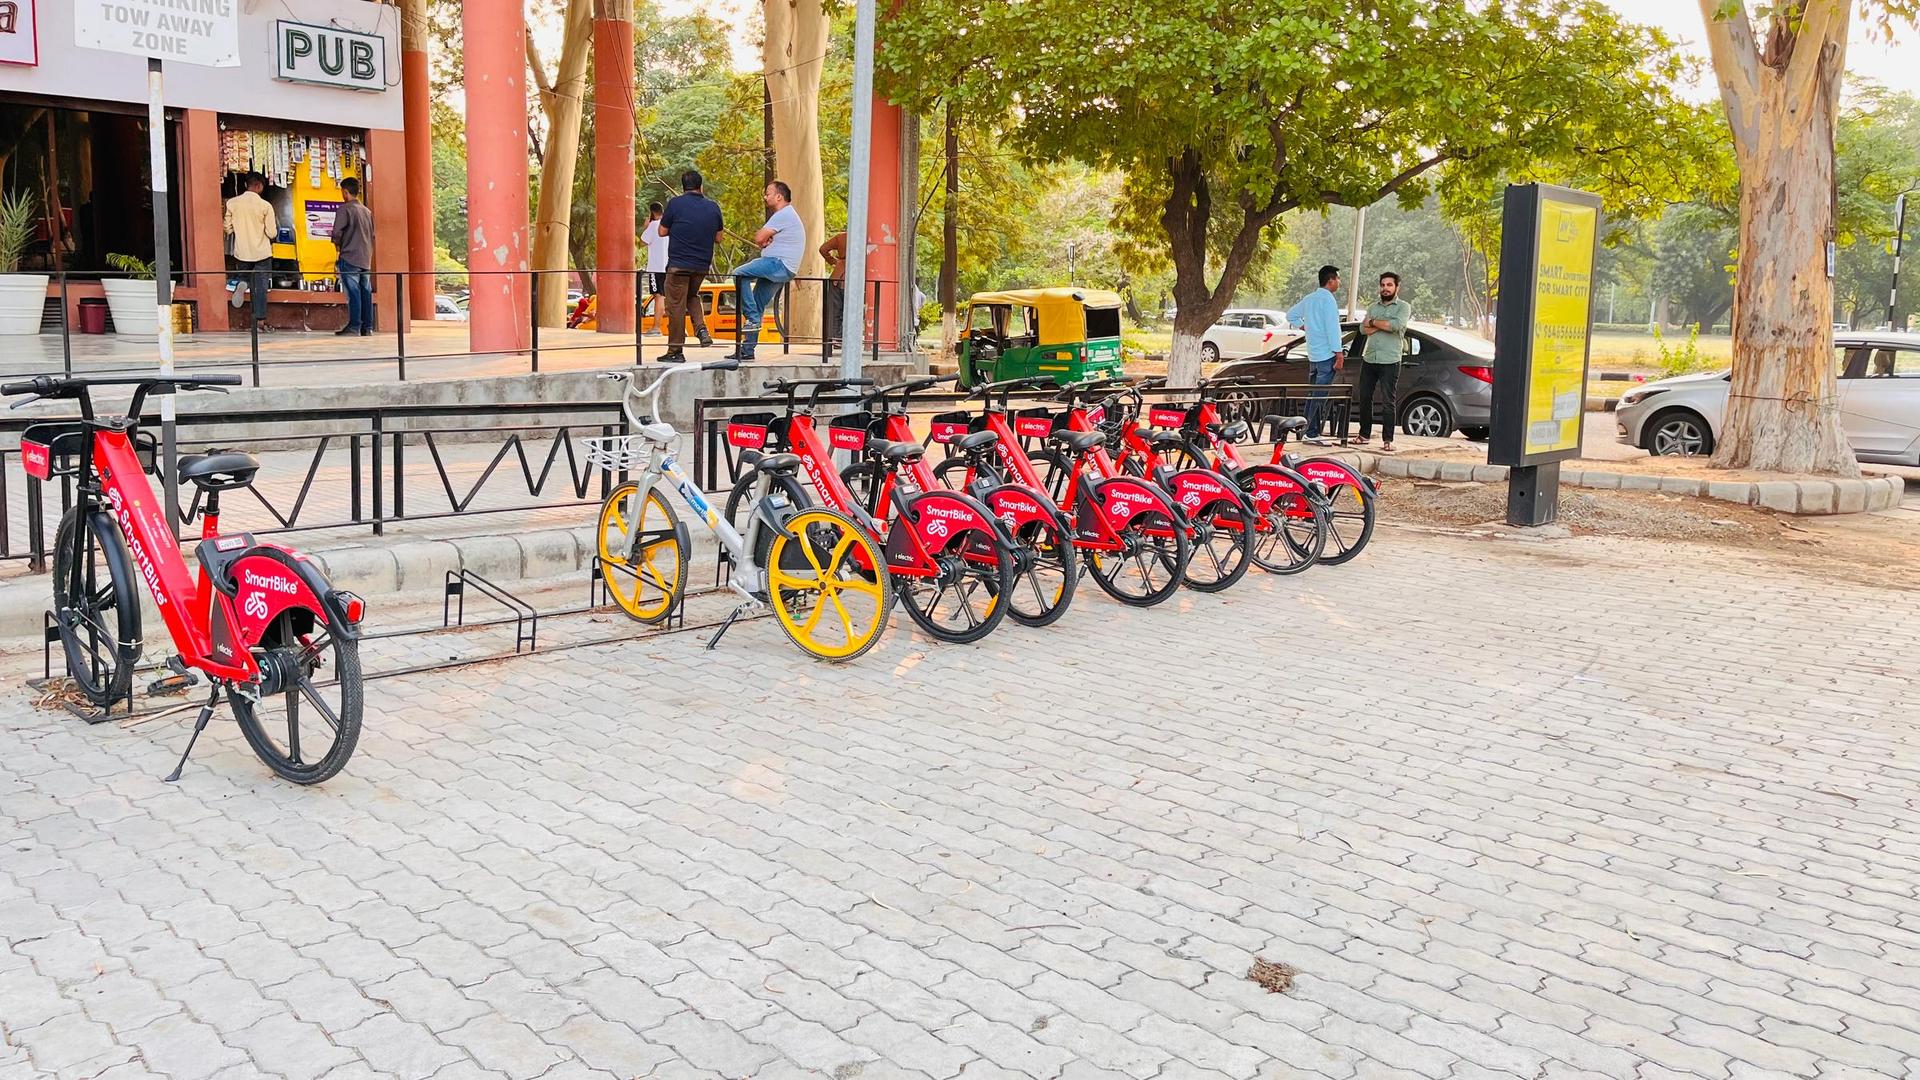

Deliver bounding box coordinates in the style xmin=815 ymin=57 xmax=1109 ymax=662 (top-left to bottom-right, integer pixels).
xmin=4 ymin=526 xmax=1920 ymax=1079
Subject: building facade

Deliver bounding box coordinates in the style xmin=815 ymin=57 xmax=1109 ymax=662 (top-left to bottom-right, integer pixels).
xmin=0 ymin=0 xmax=409 ymax=332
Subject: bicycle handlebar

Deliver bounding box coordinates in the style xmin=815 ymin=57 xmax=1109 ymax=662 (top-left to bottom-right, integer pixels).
xmin=761 ymin=376 xmax=875 ymax=412
xmin=1 ymin=373 xmax=243 ymax=397
xmin=858 ymin=373 xmax=956 ymax=410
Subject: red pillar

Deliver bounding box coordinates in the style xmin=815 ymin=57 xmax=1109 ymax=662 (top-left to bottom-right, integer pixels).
xmin=463 ymin=0 xmax=531 ymax=354
xmin=866 ymin=97 xmax=904 ymax=351
xmin=401 ymin=1 xmax=436 ymax=321
xmin=593 ymin=5 xmax=635 ymax=333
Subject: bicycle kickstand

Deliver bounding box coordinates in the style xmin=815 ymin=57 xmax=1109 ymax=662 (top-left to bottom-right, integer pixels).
xmin=164 ymin=684 xmax=224 ymax=783
xmin=706 ymin=601 xmax=755 ymax=651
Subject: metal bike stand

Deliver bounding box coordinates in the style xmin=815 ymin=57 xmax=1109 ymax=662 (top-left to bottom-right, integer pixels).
xmin=443 ymin=569 xmax=540 ymax=654
xmin=589 ymin=555 xmax=688 ymax=633
xmin=37 ymin=610 xmax=134 ymax=724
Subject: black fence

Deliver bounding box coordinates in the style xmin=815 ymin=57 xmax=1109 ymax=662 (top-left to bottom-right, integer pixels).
xmin=18 ymin=268 xmax=892 ymax=387
xmin=690 ymin=382 xmax=1354 ymax=493
xmin=0 ymin=399 xmax=634 ymax=573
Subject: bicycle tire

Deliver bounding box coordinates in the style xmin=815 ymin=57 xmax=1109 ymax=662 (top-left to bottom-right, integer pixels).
xmin=596 ymin=482 xmax=688 ymax=624
xmin=724 ymin=470 xmax=813 ymax=573
xmin=895 ymin=520 xmax=1016 ymax=644
xmin=1305 ymin=468 xmax=1377 ymax=565
xmin=840 ymin=461 xmax=885 ymax=517
xmin=1081 ymin=480 xmax=1191 ymax=608
xmin=1029 ymin=448 xmax=1074 ymax=504
xmin=230 ymin=558 xmax=363 ymax=785
xmin=766 ymin=507 xmax=894 ymax=662
xmin=1004 ymin=515 xmax=1078 ymax=628
xmin=52 ymin=507 xmax=141 ymax=708
xmin=1180 ymin=493 xmax=1254 ymax=593
xmin=1237 ymin=466 xmax=1328 ymax=575
xmin=933 ymin=456 xmax=1000 ymax=493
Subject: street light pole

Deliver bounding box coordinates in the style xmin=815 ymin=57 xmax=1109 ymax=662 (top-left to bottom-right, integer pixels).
xmin=839 ymin=0 xmax=878 ymax=379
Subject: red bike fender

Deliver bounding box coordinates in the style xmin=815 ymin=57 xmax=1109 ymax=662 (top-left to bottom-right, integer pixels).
xmin=227 ymin=551 xmax=331 ymax=648
xmin=982 ymin=483 xmax=1064 ymax=532
xmin=1296 ymin=456 xmax=1372 ymax=494
xmin=1092 ymin=475 xmax=1175 ymax=527
xmin=1167 ymin=468 xmax=1254 ymax=518
xmin=908 ymin=489 xmax=1001 ymax=545
xmin=1240 ymin=465 xmax=1305 ymax=511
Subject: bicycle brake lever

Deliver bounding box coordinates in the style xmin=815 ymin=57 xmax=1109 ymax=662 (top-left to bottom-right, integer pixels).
xmin=8 ymin=394 xmax=41 ymax=410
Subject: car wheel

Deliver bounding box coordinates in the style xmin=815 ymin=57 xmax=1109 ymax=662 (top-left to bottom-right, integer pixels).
xmin=1459 ymin=426 xmax=1490 ymax=441
xmin=1647 ymin=409 xmax=1714 ymax=457
xmin=1201 ymin=342 xmax=1220 ymax=363
xmin=1399 ymin=396 xmax=1452 ymax=439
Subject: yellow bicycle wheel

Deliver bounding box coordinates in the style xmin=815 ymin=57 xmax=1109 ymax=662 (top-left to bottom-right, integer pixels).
xmin=597 ymin=482 xmax=686 ymax=623
xmin=767 ymin=508 xmax=893 ymax=662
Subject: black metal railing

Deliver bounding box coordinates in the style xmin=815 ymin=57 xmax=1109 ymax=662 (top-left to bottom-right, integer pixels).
xmin=0 ymin=399 xmax=633 ymax=572
xmin=15 ymin=268 xmax=893 ymax=387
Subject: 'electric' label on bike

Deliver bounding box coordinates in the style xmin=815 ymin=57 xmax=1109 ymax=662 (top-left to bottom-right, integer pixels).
xmin=20 ymin=440 xmax=50 ymax=480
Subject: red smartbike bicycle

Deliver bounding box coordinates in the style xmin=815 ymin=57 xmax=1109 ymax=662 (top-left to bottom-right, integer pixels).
xmin=721 ymin=377 xmax=1019 ymax=644
xmin=838 ymin=375 xmax=1080 ymax=628
xmin=7 ymin=375 xmax=367 ymax=784
xmin=931 ymin=377 xmax=1195 ymax=607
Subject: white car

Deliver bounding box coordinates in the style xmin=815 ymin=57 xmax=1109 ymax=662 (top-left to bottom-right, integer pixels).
xmin=434 ymin=294 xmax=469 ymax=322
xmin=1616 ymin=332 xmax=1920 ymax=464
xmin=1202 ymin=308 xmax=1297 ymax=362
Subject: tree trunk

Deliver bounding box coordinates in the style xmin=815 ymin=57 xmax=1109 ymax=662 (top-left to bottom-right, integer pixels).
xmin=1167 ymin=324 xmax=1206 ymax=384
xmin=1711 ymin=117 xmax=1858 ymax=475
xmin=938 ymin=101 xmax=959 ymax=358
xmin=766 ymin=0 xmax=828 ymax=340
xmin=530 ymin=0 xmax=593 ymax=328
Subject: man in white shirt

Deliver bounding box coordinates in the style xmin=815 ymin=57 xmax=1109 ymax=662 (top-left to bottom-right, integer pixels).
xmin=724 ymin=181 xmax=804 ymax=361
xmin=640 ymin=202 xmax=667 ymax=302
xmin=223 ymin=174 xmax=280 ymax=331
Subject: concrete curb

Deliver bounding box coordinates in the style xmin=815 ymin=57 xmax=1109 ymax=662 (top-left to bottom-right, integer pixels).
xmin=1360 ymin=454 xmax=1905 ymax=516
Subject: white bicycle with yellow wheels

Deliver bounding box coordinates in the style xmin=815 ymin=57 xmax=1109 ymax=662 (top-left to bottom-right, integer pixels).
xmin=585 ymin=362 xmax=895 ymax=662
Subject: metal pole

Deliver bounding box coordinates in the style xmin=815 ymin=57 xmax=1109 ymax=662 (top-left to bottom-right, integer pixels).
xmin=147 ymin=58 xmax=181 ymax=535
xmin=634 ymin=270 xmax=644 ymax=366
xmin=58 ymin=271 xmax=71 ymax=376
xmin=840 ymin=0 xmax=878 ymax=379
xmin=1346 ymin=205 xmax=1368 ymax=318
xmin=529 ymin=272 xmax=540 ymax=373
xmin=1891 ymin=192 xmax=1909 ymax=331
xmin=395 ymin=272 xmax=408 ymax=381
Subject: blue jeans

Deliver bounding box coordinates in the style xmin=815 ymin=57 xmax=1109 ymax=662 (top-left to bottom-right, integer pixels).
xmin=729 ymin=256 xmax=794 ymax=354
xmin=1303 ymin=358 xmax=1338 ymax=438
xmin=338 ymin=260 xmax=373 ymax=331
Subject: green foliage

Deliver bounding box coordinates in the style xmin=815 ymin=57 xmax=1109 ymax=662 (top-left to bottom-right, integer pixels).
xmin=1653 ymin=325 xmax=1717 ymax=377
xmin=882 ymin=0 xmax=1719 ymax=342
xmin=1654 ymin=203 xmax=1738 ymax=331
xmin=106 ymin=253 xmax=156 ymax=280
xmin=0 ymin=189 xmax=34 ymax=274
xmin=1832 ymin=86 xmax=1920 ymax=325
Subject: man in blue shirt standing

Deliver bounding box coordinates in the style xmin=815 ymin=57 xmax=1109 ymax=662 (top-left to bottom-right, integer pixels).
xmin=725 ymin=181 xmax=806 ymax=361
xmin=1288 ymin=265 xmax=1346 ymax=445
xmin=656 ymin=170 xmax=724 ymax=363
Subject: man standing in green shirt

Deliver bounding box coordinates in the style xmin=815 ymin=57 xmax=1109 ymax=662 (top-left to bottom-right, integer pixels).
xmin=1356 ymin=271 xmax=1413 ymax=451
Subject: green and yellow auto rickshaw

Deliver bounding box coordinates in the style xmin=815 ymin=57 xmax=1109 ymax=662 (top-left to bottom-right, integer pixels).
xmin=956 ymin=288 xmax=1126 ymax=388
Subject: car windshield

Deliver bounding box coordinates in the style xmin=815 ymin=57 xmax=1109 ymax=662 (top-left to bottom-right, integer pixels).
xmin=1417 ymin=325 xmax=1497 ymax=359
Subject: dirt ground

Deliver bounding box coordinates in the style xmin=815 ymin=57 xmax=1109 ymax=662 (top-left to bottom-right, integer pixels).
xmin=1381 ymin=478 xmax=1920 ymax=591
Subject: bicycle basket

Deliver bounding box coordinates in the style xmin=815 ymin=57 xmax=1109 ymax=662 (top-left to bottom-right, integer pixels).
xmin=19 ymin=423 xmax=156 ymax=480
xmin=828 ymin=411 xmax=875 ymax=452
xmin=929 ymin=410 xmax=974 ymax=445
xmin=583 ymin=433 xmax=655 ymax=473
xmin=1147 ymin=404 xmax=1191 ymax=429
xmin=726 ymin=411 xmax=779 ymax=450
xmin=1012 ymin=407 xmax=1057 ymax=439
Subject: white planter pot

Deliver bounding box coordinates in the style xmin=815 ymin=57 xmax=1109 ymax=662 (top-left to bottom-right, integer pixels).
xmin=0 ymin=273 xmax=48 ymax=335
xmin=101 ymin=279 xmax=160 ymax=343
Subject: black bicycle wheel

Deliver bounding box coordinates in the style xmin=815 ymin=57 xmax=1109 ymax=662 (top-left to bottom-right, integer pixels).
xmin=229 ymin=570 xmax=362 ymax=784
xmin=1239 ymin=466 xmax=1328 ymax=575
xmin=1180 ymin=495 xmax=1254 ymax=593
xmin=841 ymin=461 xmax=885 ymax=517
xmin=1004 ymin=516 xmax=1078 ymax=628
xmin=52 ymin=507 xmax=141 ymax=708
xmin=1312 ymin=475 xmax=1377 ymax=565
xmin=1083 ymin=482 xmax=1191 ymax=608
xmin=933 ymin=456 xmax=1001 ymax=493
xmin=895 ymin=512 xmax=1015 ymax=644
xmin=1030 ymin=449 xmax=1074 ymax=505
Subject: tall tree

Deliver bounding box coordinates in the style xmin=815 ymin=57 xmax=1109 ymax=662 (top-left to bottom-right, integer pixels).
xmin=883 ymin=0 xmax=1715 ymax=386
xmin=1697 ymin=1 xmax=1917 ymax=474
xmin=1653 ymin=202 xmax=1738 ymax=332
xmin=766 ymin=0 xmax=830 ymax=337
xmin=527 ymin=0 xmax=594 ymax=327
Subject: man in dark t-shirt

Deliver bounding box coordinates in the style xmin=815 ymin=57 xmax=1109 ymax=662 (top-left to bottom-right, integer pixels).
xmin=656 ymin=169 xmax=725 ymax=362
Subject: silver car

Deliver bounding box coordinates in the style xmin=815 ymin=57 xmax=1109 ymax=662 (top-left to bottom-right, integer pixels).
xmin=1616 ymin=332 xmax=1920 ymax=465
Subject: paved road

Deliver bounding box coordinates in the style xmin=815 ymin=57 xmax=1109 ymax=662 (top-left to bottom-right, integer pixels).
xmin=5 ymin=528 xmax=1920 ymax=1079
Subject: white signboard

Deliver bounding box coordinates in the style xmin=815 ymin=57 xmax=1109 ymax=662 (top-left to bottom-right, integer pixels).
xmin=74 ymin=0 xmax=240 ymax=68
xmin=276 ymin=20 xmax=386 ymax=92
xmin=0 ymin=0 xmax=38 ymax=67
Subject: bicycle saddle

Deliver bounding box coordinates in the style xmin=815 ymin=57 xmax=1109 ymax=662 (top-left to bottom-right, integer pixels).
xmin=177 ymin=450 xmax=260 ymax=490
xmin=872 ymin=439 xmax=925 ymax=463
xmin=1140 ymin=429 xmax=1188 ymax=448
xmin=1206 ymin=420 xmax=1251 ymax=442
xmin=1047 ymin=429 xmax=1106 ymax=454
xmin=1262 ymin=415 xmax=1309 ymax=434
xmin=754 ymin=452 xmax=802 ymax=475
xmin=955 ymin=430 xmax=1000 ymax=453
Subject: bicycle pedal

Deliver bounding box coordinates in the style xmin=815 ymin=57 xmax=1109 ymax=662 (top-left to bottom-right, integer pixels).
xmin=148 ymin=672 xmax=199 ymax=696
